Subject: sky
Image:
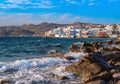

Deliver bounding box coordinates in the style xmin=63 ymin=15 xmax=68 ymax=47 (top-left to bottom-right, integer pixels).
xmin=0 ymin=0 xmax=120 ymax=26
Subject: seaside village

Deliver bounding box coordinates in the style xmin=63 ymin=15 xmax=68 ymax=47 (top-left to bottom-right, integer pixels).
xmin=45 ymin=24 xmax=120 ymax=38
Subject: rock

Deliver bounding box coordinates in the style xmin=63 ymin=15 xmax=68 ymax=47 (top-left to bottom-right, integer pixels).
xmin=65 ymin=53 xmax=112 ymax=83
xmin=64 ymin=56 xmax=75 ymax=61
xmin=115 ymin=62 xmax=120 ymax=66
xmin=81 ymin=42 xmax=96 ymax=53
xmin=113 ymin=73 xmax=120 ymax=79
xmin=98 ymin=47 xmax=104 ymax=51
xmin=59 ymin=76 xmax=69 ymax=80
xmin=70 ymin=44 xmax=80 ymax=52
xmin=110 ymin=79 xmax=120 ymax=84
xmin=103 ymin=52 xmax=120 ymax=65
xmin=113 ymin=39 xmax=120 ymax=44
xmin=110 ymin=69 xmax=117 ymax=74
xmin=48 ymin=50 xmax=58 ymax=54
xmin=85 ymin=79 xmax=108 ymax=84
xmin=103 ymin=40 xmax=113 ymax=44
xmin=98 ymin=71 xmax=112 ymax=81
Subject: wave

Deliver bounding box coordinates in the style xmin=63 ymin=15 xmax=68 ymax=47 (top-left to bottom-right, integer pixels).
xmin=0 ymin=52 xmax=86 ymax=84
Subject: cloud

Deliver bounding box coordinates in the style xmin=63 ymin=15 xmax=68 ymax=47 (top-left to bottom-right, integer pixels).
xmin=0 ymin=0 xmax=55 ymax=9
xmin=0 ymin=12 xmax=83 ymax=26
xmin=7 ymin=0 xmax=31 ymax=4
xmin=64 ymin=0 xmax=81 ymax=5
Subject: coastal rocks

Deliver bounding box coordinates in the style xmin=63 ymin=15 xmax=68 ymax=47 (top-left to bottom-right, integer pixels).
xmin=70 ymin=44 xmax=80 ymax=52
xmin=65 ymin=53 xmax=113 ymax=83
xmin=84 ymin=80 xmax=108 ymax=84
xmin=64 ymin=56 xmax=75 ymax=61
xmin=113 ymin=39 xmax=120 ymax=44
xmin=81 ymin=43 xmax=96 ymax=53
xmin=64 ymin=39 xmax=120 ymax=83
xmin=59 ymin=76 xmax=70 ymax=80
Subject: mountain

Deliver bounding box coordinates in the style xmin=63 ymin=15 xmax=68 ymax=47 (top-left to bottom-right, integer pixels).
xmin=0 ymin=22 xmax=67 ymax=37
xmin=0 ymin=22 xmax=107 ymax=37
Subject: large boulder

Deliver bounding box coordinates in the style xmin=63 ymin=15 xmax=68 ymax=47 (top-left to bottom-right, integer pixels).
xmin=65 ymin=53 xmax=112 ymax=83
xmin=81 ymin=42 xmax=98 ymax=53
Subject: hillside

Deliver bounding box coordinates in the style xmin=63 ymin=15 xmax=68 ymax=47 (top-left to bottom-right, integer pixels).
xmin=0 ymin=22 xmax=67 ymax=37
xmin=0 ymin=22 xmax=106 ymax=37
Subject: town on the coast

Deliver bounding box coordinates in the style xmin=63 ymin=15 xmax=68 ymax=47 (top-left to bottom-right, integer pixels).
xmin=45 ymin=24 xmax=120 ymax=38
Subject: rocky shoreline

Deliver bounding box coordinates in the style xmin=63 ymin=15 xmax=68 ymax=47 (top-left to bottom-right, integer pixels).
xmin=64 ymin=38 xmax=120 ymax=84
xmin=0 ymin=38 xmax=120 ymax=84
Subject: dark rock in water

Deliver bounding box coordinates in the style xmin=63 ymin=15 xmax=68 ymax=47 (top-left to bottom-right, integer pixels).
xmin=103 ymin=52 xmax=120 ymax=68
xmin=65 ymin=53 xmax=112 ymax=83
xmin=82 ymin=47 xmax=94 ymax=53
xmin=48 ymin=50 xmax=58 ymax=54
xmin=70 ymin=44 xmax=80 ymax=52
xmin=59 ymin=76 xmax=69 ymax=80
xmin=113 ymin=39 xmax=120 ymax=44
xmin=85 ymin=79 xmax=108 ymax=84
xmin=103 ymin=40 xmax=113 ymax=44
xmin=64 ymin=56 xmax=75 ymax=61
xmin=98 ymin=71 xmax=112 ymax=81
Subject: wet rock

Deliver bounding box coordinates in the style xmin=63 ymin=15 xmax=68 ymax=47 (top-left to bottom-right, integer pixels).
xmin=103 ymin=40 xmax=113 ymax=44
xmin=81 ymin=43 xmax=96 ymax=53
xmin=65 ymin=53 xmax=113 ymax=83
xmin=48 ymin=50 xmax=58 ymax=54
xmin=82 ymin=47 xmax=94 ymax=53
xmin=59 ymin=76 xmax=69 ymax=80
xmin=64 ymin=56 xmax=75 ymax=61
xmin=85 ymin=79 xmax=108 ymax=84
xmin=113 ymin=39 xmax=120 ymax=44
xmin=98 ymin=71 xmax=112 ymax=81
xmin=70 ymin=44 xmax=80 ymax=52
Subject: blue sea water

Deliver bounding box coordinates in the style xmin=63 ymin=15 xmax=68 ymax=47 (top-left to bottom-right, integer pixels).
xmin=0 ymin=37 xmax=116 ymax=84
xmin=0 ymin=37 xmax=116 ymax=62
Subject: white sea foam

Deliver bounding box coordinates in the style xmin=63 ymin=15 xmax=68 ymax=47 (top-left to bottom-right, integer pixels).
xmin=65 ymin=52 xmax=87 ymax=61
xmin=0 ymin=52 xmax=86 ymax=83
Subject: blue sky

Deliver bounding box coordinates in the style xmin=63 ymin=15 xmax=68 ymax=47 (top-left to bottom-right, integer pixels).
xmin=0 ymin=0 xmax=120 ymax=26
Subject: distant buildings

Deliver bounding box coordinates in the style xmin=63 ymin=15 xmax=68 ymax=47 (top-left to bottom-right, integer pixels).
xmin=45 ymin=24 xmax=120 ymax=38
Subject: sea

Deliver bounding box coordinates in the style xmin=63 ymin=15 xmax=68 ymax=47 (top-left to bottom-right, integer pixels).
xmin=0 ymin=37 xmax=116 ymax=84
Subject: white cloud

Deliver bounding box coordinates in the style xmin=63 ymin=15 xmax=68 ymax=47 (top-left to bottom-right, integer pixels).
xmin=0 ymin=12 xmax=83 ymax=26
xmin=0 ymin=0 xmax=55 ymax=9
xmin=7 ymin=0 xmax=31 ymax=4
xmin=65 ymin=0 xmax=80 ymax=5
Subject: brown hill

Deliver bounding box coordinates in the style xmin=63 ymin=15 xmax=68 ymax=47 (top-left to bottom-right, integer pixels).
xmin=0 ymin=22 xmax=67 ymax=37
xmin=0 ymin=22 xmax=104 ymax=37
